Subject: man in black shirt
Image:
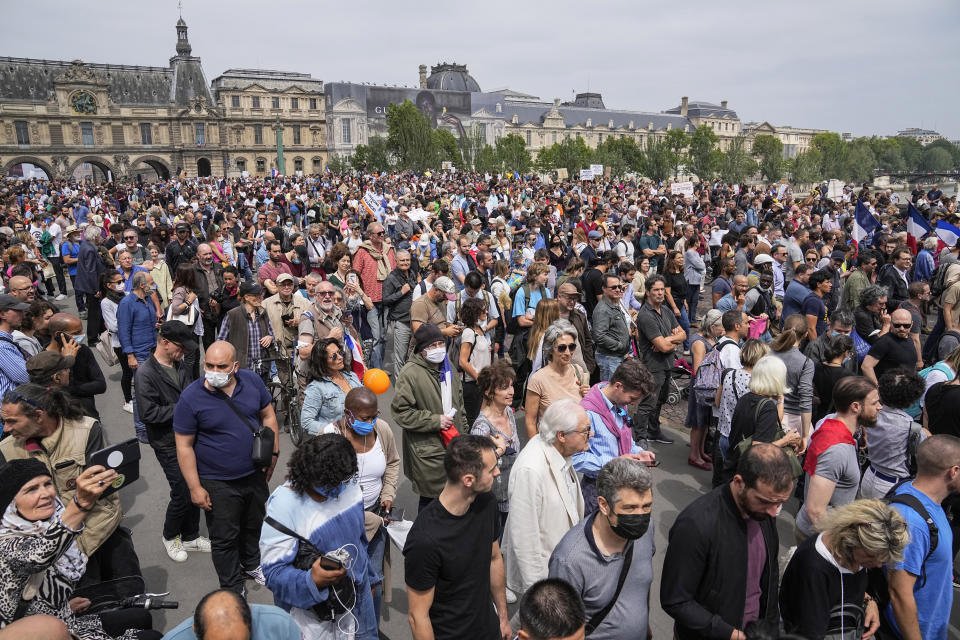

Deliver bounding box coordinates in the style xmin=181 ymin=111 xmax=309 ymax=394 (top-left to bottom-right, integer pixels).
xmin=861 ymin=308 xmax=917 ymax=384
xmin=404 ymin=435 xmax=510 ymax=640
xmin=581 ymin=252 xmax=614 ymax=319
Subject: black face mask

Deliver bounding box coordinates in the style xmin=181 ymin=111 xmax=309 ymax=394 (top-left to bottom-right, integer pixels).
xmin=608 ymin=511 xmax=651 ymax=541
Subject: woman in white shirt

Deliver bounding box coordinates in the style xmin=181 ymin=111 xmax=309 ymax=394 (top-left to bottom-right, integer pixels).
xmin=458 ymin=297 xmax=493 ymax=426
xmin=713 ymin=338 xmax=770 ymax=485
xmin=98 ymin=271 xmax=129 ymax=410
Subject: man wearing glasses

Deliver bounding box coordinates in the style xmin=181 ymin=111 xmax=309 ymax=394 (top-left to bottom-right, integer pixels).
xmin=861 ymin=309 xmax=920 ymax=384
xmin=109 ymin=227 xmax=148 ymax=265
xmin=877 ymin=246 xmax=912 ymax=311
xmin=592 ymin=274 xmax=632 ymax=382
xmin=352 ymin=222 xmax=396 ymax=370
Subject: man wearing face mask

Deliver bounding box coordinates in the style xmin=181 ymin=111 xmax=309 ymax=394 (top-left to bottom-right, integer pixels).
xmin=44 ymin=313 xmax=105 ymax=420
xmin=117 ymin=272 xmax=159 ymax=441
xmin=135 ymin=321 xmax=210 ymax=563
xmin=174 ymin=341 xmax=279 ymax=594
xmin=661 ymin=444 xmax=795 ymax=640
xmin=391 ymin=323 xmax=468 ymax=510
xmin=548 ymin=457 xmax=656 ymax=640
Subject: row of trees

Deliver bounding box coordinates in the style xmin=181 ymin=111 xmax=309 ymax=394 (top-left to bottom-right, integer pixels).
xmin=339 ymin=99 xmax=960 ymax=185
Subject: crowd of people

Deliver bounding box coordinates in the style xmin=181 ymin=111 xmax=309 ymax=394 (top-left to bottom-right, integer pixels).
xmin=0 ymin=169 xmax=958 ymax=640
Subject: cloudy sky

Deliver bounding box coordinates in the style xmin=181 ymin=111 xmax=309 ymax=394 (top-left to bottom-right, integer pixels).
xmin=4 ymin=0 xmax=958 ymax=139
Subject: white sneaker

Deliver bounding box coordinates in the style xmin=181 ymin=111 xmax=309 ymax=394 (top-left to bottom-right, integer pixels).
xmin=244 ymin=565 xmax=266 ymax=585
xmin=505 ymin=587 xmax=518 ymax=604
xmin=180 ymin=536 xmax=212 ymax=553
xmin=162 ymin=536 xmax=188 ymax=563
xmin=122 ymin=401 xmax=134 ymax=414
xmin=55 ymin=294 xmax=67 ymax=301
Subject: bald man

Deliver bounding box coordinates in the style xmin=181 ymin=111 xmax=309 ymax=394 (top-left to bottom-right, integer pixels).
xmin=174 ymin=341 xmax=279 ymax=594
xmin=162 ymin=589 xmax=301 ymax=640
xmin=44 ymin=312 xmax=105 ymax=418
xmin=861 ymin=308 xmax=920 ymax=384
xmin=7 ymin=275 xmax=35 ymax=304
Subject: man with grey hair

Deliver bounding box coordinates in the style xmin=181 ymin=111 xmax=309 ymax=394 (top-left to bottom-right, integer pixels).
xmin=549 ymin=457 xmax=655 ymax=640
xmin=304 ymin=223 xmax=326 ymax=272
xmin=76 ymin=224 xmax=107 ymax=342
xmin=382 ymin=249 xmax=419 ymax=376
xmin=502 ymin=398 xmax=590 ymax=598
xmin=117 ymin=270 xmax=159 ymax=442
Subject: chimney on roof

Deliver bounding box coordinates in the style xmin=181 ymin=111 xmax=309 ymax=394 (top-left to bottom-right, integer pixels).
xmin=496 ymin=102 xmax=502 ymax=113
xmin=667 ymin=122 xmax=673 ymax=131
xmin=680 ymin=96 xmax=688 ymax=117
xmin=721 ymin=100 xmax=728 ymax=109
xmin=418 ymin=65 xmax=427 ymax=89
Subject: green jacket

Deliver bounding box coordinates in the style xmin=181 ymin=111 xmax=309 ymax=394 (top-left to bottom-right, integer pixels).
xmin=390 ymin=352 xmax=468 ymax=498
xmin=840 ymin=268 xmax=870 ymax=312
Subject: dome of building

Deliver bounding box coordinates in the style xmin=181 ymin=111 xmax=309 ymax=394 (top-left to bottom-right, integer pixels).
xmin=426 ymin=62 xmax=480 ymax=93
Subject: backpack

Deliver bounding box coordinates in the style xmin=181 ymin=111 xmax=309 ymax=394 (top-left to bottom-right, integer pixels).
xmin=929 ymin=262 xmax=951 ymax=299
xmin=505 ymin=284 xmax=546 ymax=335
xmin=905 ymin=361 xmax=954 ymax=419
xmin=0 ymin=335 xmax=31 ymax=360
xmin=691 ymin=339 xmax=739 ymax=405
xmin=867 ymin=482 xmax=940 ymax=618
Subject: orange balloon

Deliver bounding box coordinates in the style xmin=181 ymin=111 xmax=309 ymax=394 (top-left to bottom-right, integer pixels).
xmin=363 ymin=368 xmax=391 ymax=394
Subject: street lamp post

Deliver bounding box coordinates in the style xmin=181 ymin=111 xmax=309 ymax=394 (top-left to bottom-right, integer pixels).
xmin=272 ymin=117 xmax=284 ymax=176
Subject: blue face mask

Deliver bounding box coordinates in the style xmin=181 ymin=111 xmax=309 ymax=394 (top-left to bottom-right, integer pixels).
xmin=351 ymin=417 xmax=375 ymax=435
xmin=315 ymin=483 xmax=344 ymax=499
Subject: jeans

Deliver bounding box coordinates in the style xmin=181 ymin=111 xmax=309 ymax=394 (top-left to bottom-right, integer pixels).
xmin=685 ymin=283 xmax=701 ymax=325
xmin=200 ymin=471 xmax=268 ymax=594
xmin=115 ymin=347 xmax=134 ymax=403
xmin=147 ymin=427 xmax=201 ymax=542
xmin=367 ymin=301 xmax=386 ymax=369
xmin=922 ymin=308 xmax=945 ymax=365
xmin=367 ymin=526 xmax=386 ymax=621
xmin=72 ymin=277 xmax=86 ymax=312
xmin=49 ymin=256 xmax=67 ymax=295
xmin=129 ymin=353 xmax=150 ymax=440
xmin=462 ymin=380 xmax=481 ymax=427
xmin=632 ymin=367 xmax=671 ymax=442
xmin=596 ymin=352 xmax=625 ymax=382
xmin=675 ymin=304 xmax=691 ymax=351
xmin=391 ymin=318 xmax=411 ymax=377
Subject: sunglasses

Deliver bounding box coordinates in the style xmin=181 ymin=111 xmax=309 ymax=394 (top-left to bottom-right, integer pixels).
xmin=892 ymin=323 xmax=911 ymax=329
xmin=555 ymin=343 xmax=575 ymax=353
xmin=372 ymin=231 xmax=385 ymax=237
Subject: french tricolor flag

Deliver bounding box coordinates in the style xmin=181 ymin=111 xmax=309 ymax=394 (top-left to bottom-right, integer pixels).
xmin=906 ymin=203 xmax=931 ymax=255
xmin=271 ymin=169 xmax=280 ymax=178
xmin=344 ymin=333 xmax=366 ymax=379
xmin=936 ymin=220 xmax=960 ymax=252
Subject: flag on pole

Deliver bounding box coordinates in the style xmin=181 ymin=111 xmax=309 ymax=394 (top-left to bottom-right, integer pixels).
xmin=852 ymin=200 xmax=879 ymax=248
xmin=935 ymin=220 xmax=960 ymax=250
xmin=906 ymin=203 xmax=931 ymax=255
xmin=344 ymin=333 xmax=366 ymax=379
xmin=271 ymin=168 xmax=279 ymax=178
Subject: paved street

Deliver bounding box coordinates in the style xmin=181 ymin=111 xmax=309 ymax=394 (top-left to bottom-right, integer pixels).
xmin=69 ymin=300 xmax=960 ymax=638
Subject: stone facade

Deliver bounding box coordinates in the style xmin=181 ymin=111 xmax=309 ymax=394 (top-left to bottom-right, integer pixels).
xmin=742 ymin=121 xmax=828 ymax=158
xmin=896 ymin=127 xmax=944 ymax=146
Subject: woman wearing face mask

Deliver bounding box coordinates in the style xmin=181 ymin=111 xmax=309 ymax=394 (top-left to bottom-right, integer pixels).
xmin=260 ymin=434 xmax=378 ymax=639
xmin=0 ymin=458 xmax=159 ymax=639
xmin=301 ymin=338 xmax=362 ymax=436
xmin=322 ymin=387 xmax=399 ymax=623
xmin=285 ymin=234 xmax=309 ymax=282
xmin=780 ymin=499 xmax=907 ymax=640
xmin=99 ymin=271 xmax=134 ymax=412
xmin=548 ymin=456 xmax=655 ymax=640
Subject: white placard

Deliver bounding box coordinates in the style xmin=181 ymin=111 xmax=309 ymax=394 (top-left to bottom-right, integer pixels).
xmin=590 ymin=164 xmax=604 ymax=175
xmin=580 ymin=169 xmax=595 ymax=181
xmin=671 ymin=181 xmax=694 ymax=197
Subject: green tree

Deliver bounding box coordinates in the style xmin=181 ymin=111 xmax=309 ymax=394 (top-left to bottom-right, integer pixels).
xmin=921 ymin=147 xmax=954 ymax=172
xmin=386 ymin=100 xmax=437 ymax=172
xmin=751 ymin=134 xmax=784 ymax=182
xmin=534 ymin=137 xmax=593 ymax=176
xmin=326 ymin=154 xmax=351 ymax=174
xmin=474 ymin=144 xmax=500 ymax=175
xmin=878 ymin=146 xmax=906 ymax=173
xmin=719 ymin=135 xmax=756 ymax=184
xmin=926 ymin=139 xmax=960 ymax=168
xmin=432 ymin=128 xmax=461 ymax=167
xmin=495 ymin=134 xmax=532 ymax=174
xmin=811 ymin=132 xmax=846 ymax=177
xmin=687 ymin=125 xmax=720 ymax=180
xmin=790 ymin=148 xmax=823 ymax=184
xmin=350 ymin=135 xmax=392 ymax=172
xmin=842 ymin=140 xmax=876 ymax=183
xmin=664 ymin=128 xmax=689 ymax=178
xmin=643 ymin=136 xmax=673 ymax=183
xmin=895 ymin=137 xmax=924 ymax=171
xmin=459 ymin=125 xmax=485 ymax=171
xmin=593 ymin=136 xmax=643 ymax=178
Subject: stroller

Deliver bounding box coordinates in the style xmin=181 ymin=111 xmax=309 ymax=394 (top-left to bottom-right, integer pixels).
xmin=667 ymin=357 xmax=693 ymax=405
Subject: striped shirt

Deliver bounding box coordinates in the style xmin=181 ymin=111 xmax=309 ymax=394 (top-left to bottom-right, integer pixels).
xmin=0 ymin=330 xmax=29 ymax=398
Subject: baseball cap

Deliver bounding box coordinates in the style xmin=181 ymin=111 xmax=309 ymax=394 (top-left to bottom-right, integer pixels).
xmin=239 ymin=282 xmax=263 ymax=298
xmin=432 ymin=276 xmax=457 ymax=300
xmin=159 ymin=320 xmax=198 ymax=351
xmin=175 ymin=223 xmax=190 ymax=232
xmin=0 ymin=295 xmax=30 ymax=311
xmin=26 ymin=351 xmax=75 ymax=380
xmin=753 ymin=254 xmax=774 ymax=266
xmin=588 ymin=230 xmax=603 ymax=239
xmin=275 ymin=273 xmax=296 ymax=285
xmin=831 ymin=250 xmax=847 ymax=261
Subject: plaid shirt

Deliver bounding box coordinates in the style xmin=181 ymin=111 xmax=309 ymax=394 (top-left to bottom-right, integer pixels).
xmin=217 ymin=307 xmax=274 ymax=370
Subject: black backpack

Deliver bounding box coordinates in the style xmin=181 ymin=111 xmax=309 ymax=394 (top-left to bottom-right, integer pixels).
xmin=929 ymin=262 xmax=952 ymax=299
xmin=505 ymin=284 xmax=546 ymax=335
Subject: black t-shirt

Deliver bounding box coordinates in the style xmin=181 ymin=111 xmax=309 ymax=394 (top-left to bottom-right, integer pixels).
xmin=404 ymin=492 xmax=500 ymax=640
xmin=812 ymin=363 xmax=852 ymax=424
xmin=729 ymin=392 xmax=780 ymax=446
xmin=664 ymin=270 xmax=688 ymax=300
xmin=866 ymin=333 xmax=916 ymax=379
xmin=582 ymin=268 xmax=605 ymax=317
xmin=636 ymin=303 xmax=680 ymax=372
xmin=925 ymin=382 xmax=960 ymax=438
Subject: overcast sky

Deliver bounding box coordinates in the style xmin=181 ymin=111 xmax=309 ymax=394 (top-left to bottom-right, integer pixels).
xmin=4 ymin=0 xmax=958 ymax=139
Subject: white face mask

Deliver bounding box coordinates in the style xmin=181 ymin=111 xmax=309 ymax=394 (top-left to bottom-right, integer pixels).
xmin=205 ymin=370 xmax=231 ymax=388
xmin=424 ymin=346 xmax=446 ymax=364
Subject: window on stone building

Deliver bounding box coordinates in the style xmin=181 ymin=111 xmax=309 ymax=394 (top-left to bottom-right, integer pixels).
xmin=292 ymin=125 xmax=301 ymax=145
xmin=81 ymin=122 xmax=94 ymax=146
xmin=195 ymin=123 xmax=206 ymax=146
xmin=254 ymin=124 xmax=263 ymax=145
xmin=291 ymin=98 xmax=299 ymax=110
xmin=598 ymin=133 xmax=603 ymax=143
xmin=272 ymin=97 xmax=280 ymax=109
xmin=313 ymin=157 xmax=322 ymax=172
xmin=252 ymin=96 xmax=261 ymax=109
xmin=140 ymin=123 xmax=152 ymax=145
xmin=231 ymin=95 xmax=240 ymax=108
xmin=478 ymin=123 xmax=487 ymax=140
xmin=525 ymin=130 xmax=531 ymax=146
xmin=552 ymin=132 xmax=557 ymax=144
xmin=294 ymin=158 xmax=303 ymax=172
xmin=256 ymin=158 xmax=266 ymax=172
xmin=341 ymin=119 xmax=351 ymax=144
xmin=309 ymin=98 xmax=318 ymax=110
xmin=236 ymin=158 xmax=246 ymax=172
xmin=14 ymin=121 xmax=29 ymax=145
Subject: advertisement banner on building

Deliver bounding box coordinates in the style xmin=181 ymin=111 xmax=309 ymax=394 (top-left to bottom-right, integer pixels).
xmin=365 ymin=87 xmax=471 ymax=137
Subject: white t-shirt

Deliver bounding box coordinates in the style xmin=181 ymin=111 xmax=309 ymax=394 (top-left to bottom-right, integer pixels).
xmin=47 ymin=222 xmax=62 ymax=257
xmin=616 ymin=238 xmax=635 ymax=262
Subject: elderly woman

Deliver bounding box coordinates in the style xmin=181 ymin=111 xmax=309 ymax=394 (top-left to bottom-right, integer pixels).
xmin=780 ymin=499 xmax=908 ymax=640
xmin=854 ymin=284 xmax=891 ymax=347
xmin=0 ymin=458 xmax=154 ymax=639
xmin=525 ymin=319 xmax=591 ymax=439
xmin=471 ymin=361 xmax=519 ymax=531
xmin=501 ymin=398 xmax=589 ymax=601
xmin=301 ymin=337 xmax=362 ymax=436
xmin=260 ymin=434 xmax=377 ymax=638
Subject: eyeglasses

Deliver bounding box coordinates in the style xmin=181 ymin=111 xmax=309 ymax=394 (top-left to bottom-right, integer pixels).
xmin=372 ymin=231 xmax=385 ymax=237
xmin=555 ymin=343 xmax=575 ymax=353
xmin=892 ymin=323 xmax=911 ymax=329
xmin=571 ymin=427 xmax=593 ymax=437
xmin=805 ymin=258 xmax=817 ymax=263
xmin=327 ymin=350 xmax=345 ymax=360
xmin=604 ymin=284 xmax=624 ymax=291
xmin=317 ymin=290 xmax=335 ymax=297
xmin=124 ymin=236 xmax=137 ymax=241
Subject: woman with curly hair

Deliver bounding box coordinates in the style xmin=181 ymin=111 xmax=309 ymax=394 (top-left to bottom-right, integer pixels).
xmin=301 ymin=337 xmax=362 ymax=436
xmin=326 ymin=242 xmax=353 ymax=290
xmin=260 ymin=433 xmax=378 ymax=638
xmin=861 ymin=369 xmax=927 ymax=499
xmin=471 ymin=361 xmax=519 ymax=530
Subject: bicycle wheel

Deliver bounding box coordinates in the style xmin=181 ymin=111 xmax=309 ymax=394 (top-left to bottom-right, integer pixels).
xmin=286 ymin=393 xmax=304 ymax=446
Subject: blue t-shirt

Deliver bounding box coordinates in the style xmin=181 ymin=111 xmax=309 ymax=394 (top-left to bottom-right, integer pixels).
xmin=781 ymin=280 xmax=811 ymax=329
xmin=160 ymin=604 xmax=302 ymax=640
xmin=885 ymin=482 xmax=953 ymax=640
xmin=802 ymin=294 xmax=828 ymax=337
xmin=512 ymin=285 xmax=551 ymax=318
xmin=61 ymin=241 xmax=80 ymax=276
xmin=173 ymin=369 xmax=273 ymax=480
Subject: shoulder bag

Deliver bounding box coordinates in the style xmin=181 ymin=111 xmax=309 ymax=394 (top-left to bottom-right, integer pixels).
xmin=585 ymin=540 xmax=635 ymax=636
xmin=215 ymin=389 xmax=274 ymax=469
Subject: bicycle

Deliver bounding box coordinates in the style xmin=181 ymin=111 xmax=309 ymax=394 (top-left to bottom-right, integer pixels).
xmin=254 ymin=346 xmax=305 ymax=447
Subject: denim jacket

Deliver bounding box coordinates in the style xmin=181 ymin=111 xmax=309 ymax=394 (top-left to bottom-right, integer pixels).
xmin=300 ymin=371 xmax=361 ymax=435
